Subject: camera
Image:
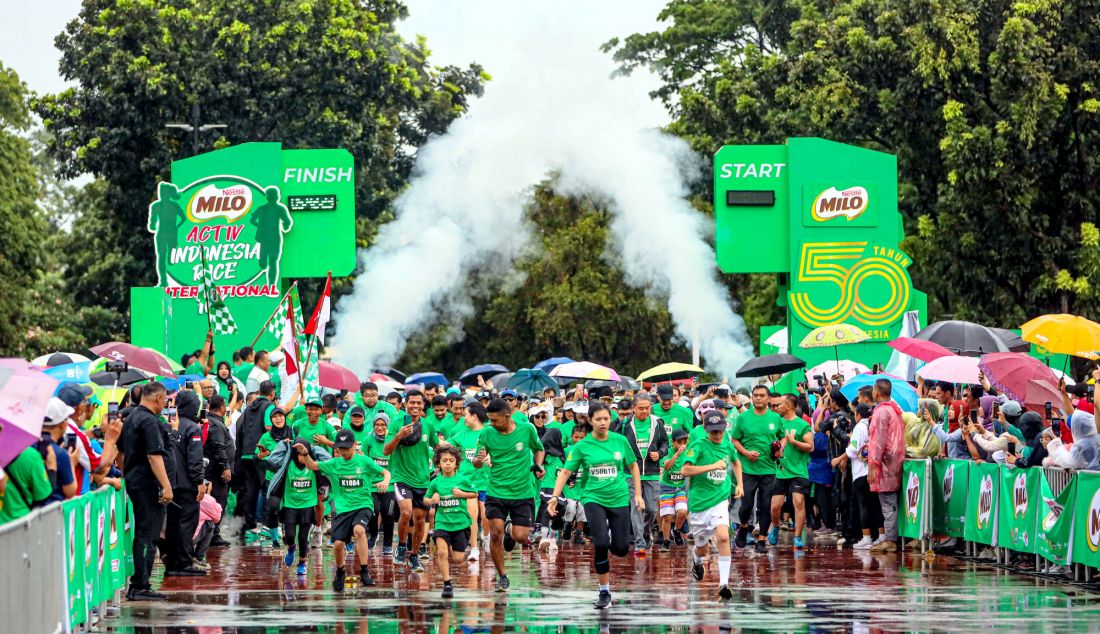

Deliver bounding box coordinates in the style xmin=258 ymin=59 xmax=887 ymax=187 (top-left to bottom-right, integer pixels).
xmin=808 ymin=374 xmax=828 ymax=395
xmin=105 ymin=359 xmax=128 ymax=374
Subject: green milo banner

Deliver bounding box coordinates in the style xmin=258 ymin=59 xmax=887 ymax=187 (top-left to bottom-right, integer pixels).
xmin=62 ymin=486 xmax=132 ymax=631
xmin=1037 ymin=471 xmax=1075 ymax=566
xmin=899 ymin=459 xmax=927 ymax=539
xmin=963 ymin=462 xmax=999 ymax=546
xmin=1071 ymin=471 xmax=1100 ymax=569
xmin=997 ymin=467 xmax=1040 ymax=553
xmin=63 ymin=495 xmax=87 ymax=627
xmin=932 ymin=459 xmax=968 ymax=537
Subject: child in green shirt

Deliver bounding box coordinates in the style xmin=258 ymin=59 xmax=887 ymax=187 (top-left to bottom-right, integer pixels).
xmin=658 ymin=428 xmax=690 ymax=550
xmin=424 ymin=446 xmax=478 ymax=599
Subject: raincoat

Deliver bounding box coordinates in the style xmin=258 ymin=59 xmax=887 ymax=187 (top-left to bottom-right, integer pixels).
xmin=868 ymin=400 xmax=905 ymax=492
xmin=1045 ymin=411 xmax=1100 ymax=470
xmin=903 ymin=412 xmax=942 ymax=459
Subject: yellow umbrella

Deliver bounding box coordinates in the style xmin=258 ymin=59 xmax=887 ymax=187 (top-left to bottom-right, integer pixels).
xmin=799 ymin=324 xmax=871 ymax=349
xmin=636 ymin=362 xmax=705 ymax=383
xmin=1021 ymin=314 xmax=1100 ymax=359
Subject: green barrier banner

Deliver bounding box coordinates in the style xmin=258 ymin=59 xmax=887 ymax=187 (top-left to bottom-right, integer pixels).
xmin=94 ymin=488 xmax=110 ymax=605
xmin=900 ymin=460 xmax=927 ymax=539
xmin=63 ymin=496 xmax=87 ymax=628
xmin=1037 ymin=472 xmax=1076 ymax=566
xmin=1071 ymin=471 xmax=1100 ymax=568
xmin=997 ymin=466 xmax=1040 ymax=553
xmin=932 ymin=459 xmax=969 ymax=537
xmin=964 ymin=462 xmax=999 ymax=546
xmin=107 ymin=487 xmax=125 ymax=591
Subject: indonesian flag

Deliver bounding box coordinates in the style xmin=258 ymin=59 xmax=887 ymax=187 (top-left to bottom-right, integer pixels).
xmin=305 ymin=272 xmax=332 ymax=344
xmin=281 ymin=300 xmax=299 ymax=378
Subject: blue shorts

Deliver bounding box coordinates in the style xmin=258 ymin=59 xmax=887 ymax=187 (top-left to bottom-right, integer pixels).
xmin=478 ymin=491 xmax=488 ymax=502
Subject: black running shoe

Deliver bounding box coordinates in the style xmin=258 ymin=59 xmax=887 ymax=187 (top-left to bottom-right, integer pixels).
xmin=718 ymin=585 xmax=733 ymax=600
xmin=126 ymin=588 xmax=166 ymax=601
xmin=442 ymin=581 xmax=454 ymax=599
xmin=495 ymin=574 xmax=510 ymax=593
xmin=593 ymin=589 xmax=612 ymax=609
xmin=418 ymin=543 xmax=429 ymax=562
xmin=692 ymin=561 xmax=705 ymax=581
xmin=754 ymin=540 xmax=767 ymax=554
xmin=359 ymin=568 xmax=374 ymax=587
xmin=674 ymin=532 xmax=685 ymax=547
xmin=735 ymin=527 xmax=748 ymax=549
xmin=333 ymin=567 xmax=346 ymax=592
xmin=662 ymin=540 xmax=672 ymax=552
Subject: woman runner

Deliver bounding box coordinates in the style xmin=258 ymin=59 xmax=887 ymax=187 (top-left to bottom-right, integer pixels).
xmin=424 ymin=446 xmax=478 ymax=598
xmin=548 ymin=402 xmax=644 ymax=610
xmin=279 ymin=437 xmax=321 ymax=576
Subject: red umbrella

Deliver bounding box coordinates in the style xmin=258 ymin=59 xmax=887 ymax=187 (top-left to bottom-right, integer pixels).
xmin=888 ymin=337 xmax=955 ymax=363
xmin=1025 ymin=379 xmax=1065 ymax=417
xmin=978 ymin=352 xmax=1059 ymax=402
xmin=318 ymin=361 xmax=361 ymax=391
xmin=90 ymin=342 xmax=177 ymax=378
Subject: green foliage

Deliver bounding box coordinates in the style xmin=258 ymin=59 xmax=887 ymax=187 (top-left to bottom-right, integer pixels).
xmin=35 ymin=0 xmax=484 ymax=324
xmin=608 ymin=0 xmax=1100 ymax=328
xmin=396 ymin=184 xmax=688 ymax=378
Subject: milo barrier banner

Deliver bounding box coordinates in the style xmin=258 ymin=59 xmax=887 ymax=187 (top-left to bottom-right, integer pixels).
xmin=997 ymin=466 xmax=1040 ymax=554
xmin=899 ymin=459 xmax=928 ymax=539
xmin=62 ymin=485 xmax=133 ymax=631
xmin=1071 ymin=471 xmax=1100 ymax=569
xmin=1037 ymin=471 xmax=1075 ymax=566
xmin=932 ymin=459 xmax=968 ymax=538
xmin=963 ymin=462 xmax=1000 ymax=546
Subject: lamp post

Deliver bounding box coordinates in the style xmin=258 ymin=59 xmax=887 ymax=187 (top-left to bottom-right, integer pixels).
xmin=165 ymin=104 xmax=227 ymax=155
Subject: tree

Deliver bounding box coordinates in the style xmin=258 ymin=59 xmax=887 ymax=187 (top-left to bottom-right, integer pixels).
xmin=607 ymin=0 xmax=1100 ymax=326
xmin=0 ymin=63 xmax=49 ymax=355
xmin=35 ymin=0 xmax=484 ymax=324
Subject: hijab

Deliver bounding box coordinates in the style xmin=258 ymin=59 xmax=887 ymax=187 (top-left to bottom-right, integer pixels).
xmin=979 ymin=395 xmax=998 ymax=431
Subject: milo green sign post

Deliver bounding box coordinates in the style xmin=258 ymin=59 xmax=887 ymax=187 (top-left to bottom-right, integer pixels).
xmin=713 ymin=138 xmax=928 ymax=380
xmin=132 ymin=142 xmax=356 ymax=360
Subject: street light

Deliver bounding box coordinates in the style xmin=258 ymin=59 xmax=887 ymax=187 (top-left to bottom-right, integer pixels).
xmin=166 ymin=104 xmax=227 ymax=155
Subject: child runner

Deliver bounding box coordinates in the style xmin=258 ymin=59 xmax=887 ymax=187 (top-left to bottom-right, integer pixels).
xmin=443 ymin=401 xmax=490 ymax=562
xmin=561 ymin=424 xmax=589 ymax=544
xmin=353 ymin=409 xmax=397 ymax=555
xmin=294 ymin=429 xmax=390 ymax=592
xmin=682 ymin=411 xmax=744 ymax=600
xmin=280 ymin=437 xmax=321 ymax=576
xmin=424 ymin=446 xmax=478 ymax=598
xmin=257 ymin=408 xmax=293 ymax=547
xmin=658 ymin=428 xmax=690 ymax=550
xmin=549 ymin=402 xmax=644 ymax=609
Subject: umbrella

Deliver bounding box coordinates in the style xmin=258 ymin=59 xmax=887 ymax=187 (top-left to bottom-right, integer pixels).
xmin=368 ymin=372 xmax=397 ymax=384
xmin=736 ymin=353 xmax=806 ymax=378
xmin=406 ymin=372 xmax=449 ymax=387
xmin=990 ymin=328 xmax=1031 ymax=353
xmin=371 ymin=367 xmax=406 ymax=383
xmin=806 ymin=360 xmax=869 ymax=383
xmin=158 ymin=374 xmax=205 ymax=392
xmin=375 ymin=379 xmax=405 ymax=396
xmin=1024 ymin=379 xmax=1066 ymax=416
xmin=887 ymin=337 xmax=955 ymax=363
xmin=763 ymin=328 xmax=788 ymax=353
xmin=978 ymin=352 xmax=1059 ymax=402
xmin=319 ymin=361 xmax=361 ymax=392
xmin=91 ymin=342 xmax=178 ymax=378
xmin=31 ymin=351 xmax=91 ymax=368
xmin=148 ymin=349 xmax=185 ymax=374
xmin=0 ymin=359 xmax=60 ymax=467
xmin=458 ymin=364 xmax=511 ymax=386
xmin=799 ymin=324 xmax=871 ymax=376
xmin=91 ymin=368 xmax=153 ymax=387
xmin=839 ymin=373 xmax=918 ymax=412
xmin=913 ymin=320 xmax=1009 ymax=357
xmin=1021 ymin=314 xmax=1100 ymax=360
xmin=506 ymin=368 xmax=559 ymax=395
xmin=549 ymin=361 xmax=620 ymax=381
xmin=43 ymin=361 xmax=93 ymax=384
xmin=636 ymin=362 xmax=704 ymax=383
xmin=916 ymin=355 xmax=981 ymax=384
xmin=534 ymin=357 xmax=575 ymax=373
xmin=617 ymin=376 xmax=641 ymax=392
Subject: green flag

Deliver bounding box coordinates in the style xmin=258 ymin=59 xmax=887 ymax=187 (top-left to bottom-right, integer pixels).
xmin=1071 ymin=471 xmax=1100 ymax=568
xmin=963 ymin=462 xmax=1000 ymax=546
xmin=899 ymin=459 xmax=928 ymax=539
xmin=932 ymin=459 xmax=969 ymax=537
xmin=1037 ymin=471 xmax=1076 ymax=566
xmin=997 ymin=466 xmax=1040 ymax=553
xmin=196 ymin=250 xmax=238 ymax=334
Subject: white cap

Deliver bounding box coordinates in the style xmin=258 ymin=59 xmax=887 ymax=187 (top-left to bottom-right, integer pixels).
xmin=573 ymin=400 xmax=590 ymax=416
xmin=44 ymin=397 xmax=75 ymax=426
xmin=530 ymin=403 xmax=553 ymax=418
xmin=563 ymin=401 xmax=575 ymax=412
xmin=269 ymin=350 xmax=286 ymax=364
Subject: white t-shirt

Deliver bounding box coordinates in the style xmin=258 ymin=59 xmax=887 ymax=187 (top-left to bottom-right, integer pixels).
xmin=246 ymin=366 xmax=271 ymax=394
xmin=846 ymin=419 xmax=870 ymax=480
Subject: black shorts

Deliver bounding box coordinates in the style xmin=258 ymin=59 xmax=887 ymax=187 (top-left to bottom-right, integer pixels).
xmin=433 ymin=527 xmax=471 ymax=552
xmin=484 ymin=497 xmax=535 ymax=527
xmin=772 ymin=476 xmax=812 ymax=497
xmin=279 ymin=506 xmax=315 ymax=526
xmin=394 ymin=482 xmax=429 ymax=511
xmin=330 ymin=507 xmax=374 ymax=544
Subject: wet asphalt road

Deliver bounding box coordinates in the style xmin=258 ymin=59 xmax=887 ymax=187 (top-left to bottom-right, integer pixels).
xmin=105 ymin=538 xmax=1100 ymax=633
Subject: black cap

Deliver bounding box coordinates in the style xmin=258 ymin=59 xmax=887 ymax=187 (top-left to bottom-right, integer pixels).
xmin=671 ymin=429 xmax=689 ymax=441
xmin=337 ymin=401 xmax=351 ymax=413
xmin=710 ymin=398 xmax=731 ymax=411
xmin=656 ymin=384 xmax=674 ymax=398
xmin=333 ymin=428 xmax=356 ymax=449
xmin=617 ymin=398 xmax=633 ymax=410
xmin=347 ymin=406 xmax=366 ymax=418
xmin=702 ymin=411 xmax=727 ymax=431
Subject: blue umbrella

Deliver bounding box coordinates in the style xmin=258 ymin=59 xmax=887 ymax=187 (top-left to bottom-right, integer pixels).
xmin=839 ymin=373 xmax=918 ymax=412
xmin=44 ymin=361 xmax=92 ymax=384
xmin=406 ymin=372 xmax=449 ymax=387
xmin=534 ymin=357 xmax=575 ymax=373
xmin=505 ymin=368 xmax=558 ymax=395
xmin=458 ymin=364 xmax=510 ymax=386
xmin=161 ymin=374 xmax=206 ymax=393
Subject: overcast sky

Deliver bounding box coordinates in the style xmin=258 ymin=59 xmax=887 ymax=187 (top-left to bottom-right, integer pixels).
xmin=1 ymin=0 xmax=668 ymax=117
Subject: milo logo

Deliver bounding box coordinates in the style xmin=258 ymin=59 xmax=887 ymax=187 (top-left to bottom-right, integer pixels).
xmin=83 ymin=504 xmax=92 ymax=564
xmin=812 ymin=186 xmax=869 ymax=221
xmin=905 ymin=472 xmax=920 ymax=523
xmin=1088 ymin=488 xmax=1100 ymax=552
xmin=109 ymin=496 xmax=118 ymax=547
xmin=68 ymin=512 xmax=76 ymax=575
xmin=942 ymin=465 xmax=954 ymax=503
xmin=188 ymin=182 xmax=253 ymax=223
xmin=1013 ymin=473 xmax=1028 ymax=518
xmin=976 ymin=475 xmax=994 ymax=529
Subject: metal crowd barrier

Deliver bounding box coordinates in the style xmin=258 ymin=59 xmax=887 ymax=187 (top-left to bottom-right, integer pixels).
xmin=0 ymin=502 xmax=67 ymax=634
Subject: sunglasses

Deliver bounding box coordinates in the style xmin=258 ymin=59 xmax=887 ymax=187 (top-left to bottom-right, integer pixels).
xmin=504 ymin=397 xmax=517 ymax=402
xmin=532 ymin=413 xmax=547 ymax=419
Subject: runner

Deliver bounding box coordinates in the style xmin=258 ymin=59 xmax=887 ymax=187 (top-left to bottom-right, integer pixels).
xmin=473 ymin=397 xmax=545 ymax=592
xmin=530 ymin=402 xmax=565 ymax=554
xmin=278 ymin=437 xmax=322 ymax=576
xmin=352 ymin=409 xmax=397 ymax=554
xmin=561 ymin=423 xmax=589 ymax=545
xmin=653 ymin=385 xmax=693 ymax=437
xmin=548 ymin=402 xmax=644 ymax=609
xmin=443 ymin=401 xmax=491 ymax=561
xmin=383 ymin=389 xmax=438 ymax=573
xmin=731 ymin=384 xmax=783 ymax=553
xmin=294 ymin=429 xmax=390 ymax=592
xmin=256 ymin=407 xmax=293 ymax=547
xmin=424 ymin=446 xmax=478 ymax=598
xmin=681 ymin=411 xmax=744 ymax=600
xmin=620 ymin=393 xmax=667 ymax=556
xmin=292 ymin=398 xmax=337 ymax=545
xmin=769 ymin=394 xmax=814 ymax=550
xmin=658 ymin=428 xmax=690 ymax=550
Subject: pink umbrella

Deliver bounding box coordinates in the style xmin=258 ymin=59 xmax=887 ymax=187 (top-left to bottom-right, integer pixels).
xmin=888 ymin=337 xmax=955 ymax=363
xmin=0 ymin=359 xmax=61 ymax=467
xmin=979 ymin=352 xmax=1059 ymax=403
xmin=90 ymin=342 xmax=178 ymax=378
xmin=1025 ymin=379 xmax=1065 ymax=417
xmin=917 ymin=355 xmax=981 ymax=384
xmin=318 ymin=361 xmax=361 ymax=392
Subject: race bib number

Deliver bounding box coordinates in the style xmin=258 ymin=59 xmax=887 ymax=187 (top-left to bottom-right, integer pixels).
xmin=291 ymin=478 xmax=312 ymax=489
xmin=636 ymin=440 xmax=651 ymax=452
xmin=707 ymin=469 xmax=727 ymax=483
xmin=339 ymin=477 xmax=363 ymax=489
xmin=374 ymin=458 xmax=389 ymax=469
xmin=669 ymin=472 xmax=684 ymax=482
xmin=438 ymin=497 xmax=462 ymax=508
xmin=465 ymin=448 xmax=477 ymax=462
xmin=589 ymin=465 xmax=618 ymax=480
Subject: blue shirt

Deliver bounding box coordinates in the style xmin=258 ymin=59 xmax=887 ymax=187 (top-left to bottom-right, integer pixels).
xmin=808 ymin=432 xmax=833 ymax=485
xmin=45 ymin=441 xmax=75 ymax=503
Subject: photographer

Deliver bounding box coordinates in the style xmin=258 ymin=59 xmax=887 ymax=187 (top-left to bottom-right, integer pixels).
xmin=203 ymin=395 xmax=233 ymax=547
xmin=163 ymin=389 xmax=207 ymax=576
xmin=811 ymin=390 xmax=852 ymax=535
xmin=41 ymin=398 xmax=79 ymax=503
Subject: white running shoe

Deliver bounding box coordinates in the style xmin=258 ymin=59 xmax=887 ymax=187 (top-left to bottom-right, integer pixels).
xmin=539 ymin=537 xmax=553 ymax=554
xmin=853 ymin=536 xmax=874 ymax=550
xmin=467 ymin=547 xmax=480 ymax=562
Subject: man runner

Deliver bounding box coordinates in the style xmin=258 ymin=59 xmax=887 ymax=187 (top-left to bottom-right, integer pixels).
xmin=383 ymin=390 xmax=438 ymax=573
xmin=731 ymin=385 xmax=783 ymax=553
xmin=769 ymin=394 xmax=814 ymax=550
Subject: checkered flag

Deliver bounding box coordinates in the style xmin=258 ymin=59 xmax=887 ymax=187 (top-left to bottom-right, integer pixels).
xmin=266 ymin=296 xmax=289 ymax=341
xmin=196 ymin=257 xmax=238 ymax=334
xmin=301 ymin=335 xmax=321 ymax=403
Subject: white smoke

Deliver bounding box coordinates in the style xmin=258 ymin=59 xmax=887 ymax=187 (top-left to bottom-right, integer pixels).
xmin=333 ymin=9 xmax=753 ymax=377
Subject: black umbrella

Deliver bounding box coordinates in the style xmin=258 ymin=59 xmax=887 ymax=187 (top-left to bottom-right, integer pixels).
xmin=90 ymin=369 xmax=150 ymax=386
xmin=617 ymin=376 xmax=641 ymax=392
xmin=458 ymin=364 xmax=510 ymax=386
xmin=914 ymin=320 xmax=1010 ymax=357
xmin=736 ymin=353 xmax=806 ymax=378
xmin=371 ymin=367 xmax=406 ymax=383
xmin=989 ymin=327 xmax=1032 ymax=353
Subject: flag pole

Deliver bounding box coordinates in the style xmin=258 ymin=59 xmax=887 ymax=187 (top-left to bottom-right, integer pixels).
xmin=250 ymin=281 xmax=299 ymax=348
xmin=199 ymin=247 xmax=213 ymax=332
